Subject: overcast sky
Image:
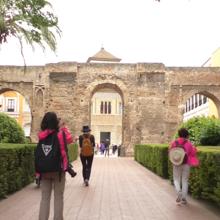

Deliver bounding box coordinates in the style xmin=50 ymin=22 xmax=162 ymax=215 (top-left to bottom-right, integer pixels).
xmin=0 ymin=0 xmax=220 ymax=67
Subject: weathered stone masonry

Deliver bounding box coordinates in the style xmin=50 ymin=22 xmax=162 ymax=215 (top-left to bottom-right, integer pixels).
xmin=1 ymin=62 xmax=220 ymax=156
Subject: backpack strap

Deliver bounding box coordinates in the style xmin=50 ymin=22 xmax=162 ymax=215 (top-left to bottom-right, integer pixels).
xmin=175 ymin=139 xmax=187 ymax=150
xmin=54 ymin=131 xmax=62 ymax=181
xmin=57 ymin=131 xmax=69 ymax=181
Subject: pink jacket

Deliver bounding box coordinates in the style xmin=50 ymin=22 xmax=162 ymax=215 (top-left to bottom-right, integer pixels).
xmin=170 ymin=137 xmax=199 ymax=167
xmin=38 ymin=127 xmax=73 ymax=171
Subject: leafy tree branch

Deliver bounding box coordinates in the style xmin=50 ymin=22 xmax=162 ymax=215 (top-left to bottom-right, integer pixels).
xmin=0 ymin=0 xmax=61 ymax=64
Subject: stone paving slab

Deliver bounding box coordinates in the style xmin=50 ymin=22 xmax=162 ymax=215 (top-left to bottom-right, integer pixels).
xmin=0 ymin=157 xmax=220 ymax=220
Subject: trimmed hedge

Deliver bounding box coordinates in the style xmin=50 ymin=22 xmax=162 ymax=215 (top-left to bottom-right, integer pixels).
xmin=0 ymin=143 xmax=78 ymax=199
xmin=134 ymin=144 xmax=169 ymax=178
xmin=135 ymin=144 xmax=220 ymax=207
xmin=68 ymin=143 xmax=78 ymax=162
xmin=188 ymin=147 xmax=220 ymax=206
xmin=0 ymin=143 xmax=35 ymax=198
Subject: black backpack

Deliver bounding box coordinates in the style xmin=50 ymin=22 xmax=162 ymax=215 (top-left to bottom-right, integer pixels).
xmin=35 ymin=132 xmax=61 ymax=173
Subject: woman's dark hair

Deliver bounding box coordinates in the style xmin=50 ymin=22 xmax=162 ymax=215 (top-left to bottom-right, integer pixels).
xmin=40 ymin=112 xmax=59 ymax=131
xmin=178 ymin=128 xmax=189 ymax=138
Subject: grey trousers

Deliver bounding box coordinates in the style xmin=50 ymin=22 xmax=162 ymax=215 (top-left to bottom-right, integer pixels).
xmin=39 ymin=172 xmax=66 ymax=220
xmin=173 ymin=164 xmax=190 ymax=199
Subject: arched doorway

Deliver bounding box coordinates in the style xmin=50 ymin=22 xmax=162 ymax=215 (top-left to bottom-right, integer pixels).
xmin=0 ymin=89 xmax=32 ymax=139
xmin=90 ymin=84 xmax=123 ymax=156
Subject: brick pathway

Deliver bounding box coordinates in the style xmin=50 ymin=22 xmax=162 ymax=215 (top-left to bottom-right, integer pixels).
xmin=0 ymin=157 xmax=220 ymax=220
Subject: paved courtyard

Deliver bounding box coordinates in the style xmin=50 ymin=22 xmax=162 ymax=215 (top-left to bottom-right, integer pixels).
xmin=0 ymin=157 xmax=219 ymax=220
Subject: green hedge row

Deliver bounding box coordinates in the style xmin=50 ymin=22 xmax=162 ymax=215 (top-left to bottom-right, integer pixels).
xmin=0 ymin=143 xmax=36 ymax=198
xmin=68 ymin=143 xmax=78 ymax=162
xmin=134 ymin=144 xmax=169 ymax=178
xmin=135 ymin=144 xmax=220 ymax=206
xmin=0 ymin=143 xmax=78 ymax=199
xmin=189 ymin=147 xmax=220 ymax=206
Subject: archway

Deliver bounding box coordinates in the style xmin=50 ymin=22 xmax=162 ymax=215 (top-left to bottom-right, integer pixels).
xmin=182 ymin=91 xmax=220 ymax=121
xmin=0 ymin=88 xmax=32 ymax=139
xmin=90 ymin=83 xmax=124 ymax=156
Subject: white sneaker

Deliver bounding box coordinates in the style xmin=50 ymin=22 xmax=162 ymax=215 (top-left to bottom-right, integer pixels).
xmin=176 ymin=191 xmax=182 ymax=203
xmin=181 ymin=198 xmax=187 ymax=205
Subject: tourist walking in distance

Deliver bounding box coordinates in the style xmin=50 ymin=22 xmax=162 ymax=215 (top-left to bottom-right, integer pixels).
xmin=169 ymin=128 xmax=199 ymax=205
xmin=100 ymin=141 xmax=105 ymax=155
xmin=79 ymin=125 xmax=95 ymax=186
xmin=35 ymin=112 xmax=75 ymax=220
xmin=104 ymin=139 xmax=110 ymax=157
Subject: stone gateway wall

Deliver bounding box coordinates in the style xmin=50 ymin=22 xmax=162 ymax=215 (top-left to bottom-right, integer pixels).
xmin=1 ymin=63 xmax=220 ymax=156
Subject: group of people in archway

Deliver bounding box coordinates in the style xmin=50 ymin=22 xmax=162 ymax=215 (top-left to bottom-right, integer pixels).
xmin=98 ymin=141 xmax=119 ymax=156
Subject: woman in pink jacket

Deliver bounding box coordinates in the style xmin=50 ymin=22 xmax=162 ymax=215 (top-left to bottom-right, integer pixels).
xmin=37 ymin=112 xmax=74 ymax=220
xmin=169 ymin=128 xmax=199 ymax=205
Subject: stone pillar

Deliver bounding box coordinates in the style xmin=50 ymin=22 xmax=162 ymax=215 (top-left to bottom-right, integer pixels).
xmin=165 ymin=86 xmax=182 ymax=143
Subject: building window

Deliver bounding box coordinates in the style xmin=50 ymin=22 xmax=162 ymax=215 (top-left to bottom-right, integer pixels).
xmin=108 ymin=102 xmax=111 ymax=114
xmin=104 ymin=101 xmax=108 ymax=113
xmin=195 ymin=94 xmax=198 ymax=108
xmin=199 ymin=95 xmax=202 ymax=106
xmin=100 ymin=101 xmax=111 ymax=114
xmin=100 ymin=101 xmax=104 ymax=114
xmin=191 ymin=96 xmax=194 ymax=110
xmin=7 ymin=99 xmax=15 ymax=112
xmin=187 ymin=99 xmax=189 ymax=112
xmin=203 ymin=96 xmax=207 ymax=104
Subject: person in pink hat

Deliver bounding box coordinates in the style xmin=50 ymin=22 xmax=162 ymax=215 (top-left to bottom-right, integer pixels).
xmin=169 ymin=128 xmax=199 ymax=205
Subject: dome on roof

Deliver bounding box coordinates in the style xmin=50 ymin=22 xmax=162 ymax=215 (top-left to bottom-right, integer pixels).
xmin=87 ymin=47 xmax=121 ymax=63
